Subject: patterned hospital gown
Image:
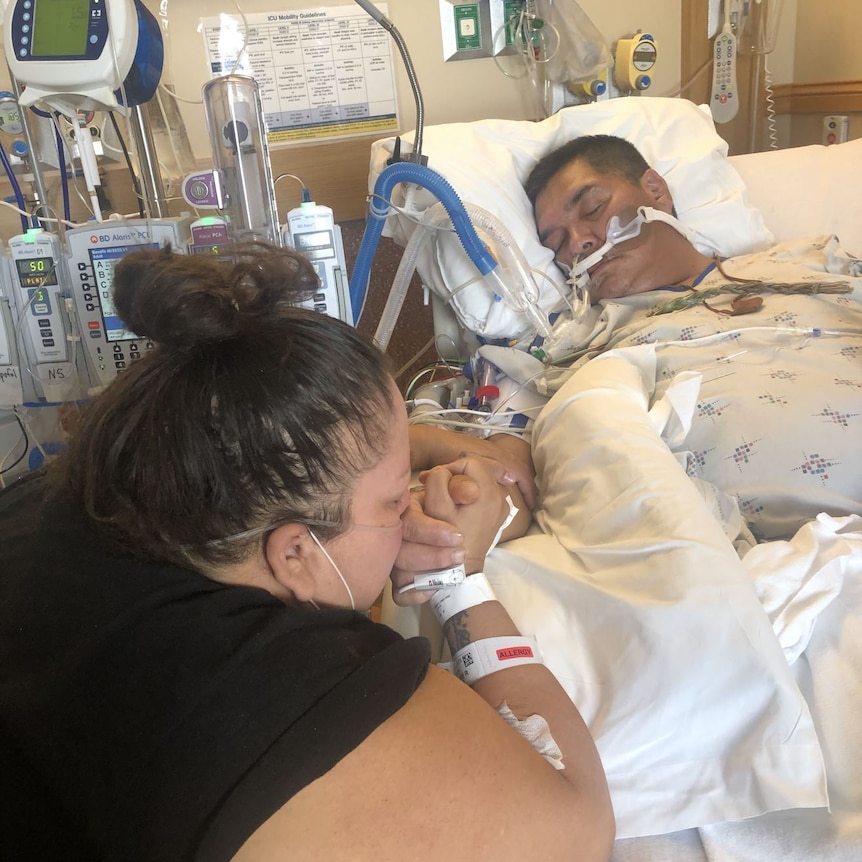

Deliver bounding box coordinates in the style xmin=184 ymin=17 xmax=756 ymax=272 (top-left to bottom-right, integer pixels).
xmin=565 ymin=235 xmax=862 ymax=540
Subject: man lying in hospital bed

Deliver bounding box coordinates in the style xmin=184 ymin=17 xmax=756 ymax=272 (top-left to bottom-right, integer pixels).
xmin=379 ymin=98 xmax=862 ymax=857
xmin=472 ymin=130 xmax=861 ymax=544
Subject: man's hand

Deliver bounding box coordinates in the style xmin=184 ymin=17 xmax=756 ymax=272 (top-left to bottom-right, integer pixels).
xmin=409 ymin=426 xmax=537 ymax=511
xmin=390 ymin=480 xmax=472 ymax=607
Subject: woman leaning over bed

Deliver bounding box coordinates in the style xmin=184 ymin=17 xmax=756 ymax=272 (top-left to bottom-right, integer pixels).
xmin=0 ymin=244 xmax=613 ymax=862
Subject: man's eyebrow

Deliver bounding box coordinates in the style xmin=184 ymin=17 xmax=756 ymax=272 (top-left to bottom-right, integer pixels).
xmin=538 ymin=183 xmax=595 ymax=244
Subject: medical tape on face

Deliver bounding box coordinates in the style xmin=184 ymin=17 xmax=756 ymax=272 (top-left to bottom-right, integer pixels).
xmin=452 ymin=636 xmax=542 ymax=686
xmin=568 ymin=205 xmax=701 ymax=284
xmin=429 ymin=572 xmax=496 ymax=625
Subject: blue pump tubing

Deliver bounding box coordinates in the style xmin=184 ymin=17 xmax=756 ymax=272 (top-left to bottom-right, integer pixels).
xmin=54 ymin=124 xmax=71 ymax=223
xmin=0 ymin=143 xmax=30 ymax=233
xmin=348 ymin=162 xmax=498 ymax=325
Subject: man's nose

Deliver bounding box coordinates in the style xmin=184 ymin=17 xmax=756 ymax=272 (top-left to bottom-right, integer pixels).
xmin=563 ymin=225 xmax=603 ymax=261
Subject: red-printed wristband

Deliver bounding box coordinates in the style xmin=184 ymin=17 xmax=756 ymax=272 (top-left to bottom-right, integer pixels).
xmin=452 ymin=636 xmax=542 ymax=686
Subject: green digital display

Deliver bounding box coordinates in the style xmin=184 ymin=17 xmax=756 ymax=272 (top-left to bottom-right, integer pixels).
xmin=16 ymin=256 xmax=58 ymax=288
xmin=31 ymin=0 xmax=91 ymax=58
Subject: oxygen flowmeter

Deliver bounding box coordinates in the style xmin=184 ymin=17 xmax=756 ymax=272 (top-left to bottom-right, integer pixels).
xmin=613 ymin=32 xmax=657 ymax=93
xmin=4 ymin=0 xmax=163 ymax=116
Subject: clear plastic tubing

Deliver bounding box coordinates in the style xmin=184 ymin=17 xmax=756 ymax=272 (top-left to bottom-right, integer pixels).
xmin=373 ymin=200 xmax=549 ymax=349
xmin=349 ymin=161 xmax=497 ymax=324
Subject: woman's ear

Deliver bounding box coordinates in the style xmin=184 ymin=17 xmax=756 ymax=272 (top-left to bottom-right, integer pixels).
xmin=640 ymin=168 xmax=674 ymax=213
xmin=265 ymin=523 xmax=317 ymax=603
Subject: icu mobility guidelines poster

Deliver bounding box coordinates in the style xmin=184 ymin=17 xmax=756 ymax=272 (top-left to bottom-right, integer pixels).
xmin=201 ymin=5 xmax=398 ymax=144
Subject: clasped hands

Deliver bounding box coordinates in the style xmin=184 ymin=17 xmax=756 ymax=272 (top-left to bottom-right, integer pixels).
xmin=391 ymin=439 xmax=535 ymax=607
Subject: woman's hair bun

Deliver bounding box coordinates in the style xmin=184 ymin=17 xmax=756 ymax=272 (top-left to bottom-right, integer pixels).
xmin=110 ymin=243 xmax=320 ymax=350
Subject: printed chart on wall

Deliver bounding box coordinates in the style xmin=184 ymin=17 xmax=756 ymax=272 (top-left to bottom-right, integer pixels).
xmin=200 ymin=5 xmax=398 ymax=144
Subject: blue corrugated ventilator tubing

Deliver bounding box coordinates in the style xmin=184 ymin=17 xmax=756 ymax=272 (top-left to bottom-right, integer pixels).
xmin=348 ymin=161 xmax=498 ymax=325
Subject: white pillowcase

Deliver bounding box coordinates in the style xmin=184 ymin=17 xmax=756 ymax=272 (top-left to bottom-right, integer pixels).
xmin=369 ymin=97 xmax=774 ymax=340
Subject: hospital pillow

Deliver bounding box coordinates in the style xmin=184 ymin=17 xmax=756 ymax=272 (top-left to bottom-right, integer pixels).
xmin=369 ymin=97 xmax=774 ymax=341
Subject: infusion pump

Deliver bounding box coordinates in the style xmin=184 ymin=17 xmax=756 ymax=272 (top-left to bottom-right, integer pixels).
xmin=0 ymin=219 xmax=191 ymax=405
xmin=4 ymin=229 xmax=75 ymax=403
xmin=65 ymin=217 xmax=190 ymax=389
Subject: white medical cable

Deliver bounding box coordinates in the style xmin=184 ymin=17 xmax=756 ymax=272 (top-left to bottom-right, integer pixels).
xmin=406 ymin=408 xmax=542 ymax=436
xmin=763 ymin=55 xmax=779 ymax=150
xmin=407 ymin=398 xmax=448 ymax=413
xmin=308 ymin=527 xmax=355 ymax=611
xmin=397 ymin=564 xmax=467 ymax=595
xmin=651 ymin=325 xmax=862 ymax=350
xmin=158 ymin=83 xmax=202 ymax=106
xmin=393 ymin=335 xmax=438 ymax=381
xmin=0 ymin=200 xmax=81 ymax=228
xmin=0 ymin=408 xmax=30 ymax=488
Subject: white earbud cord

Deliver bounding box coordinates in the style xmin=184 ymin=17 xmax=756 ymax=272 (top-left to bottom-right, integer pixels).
xmin=307 ymin=528 xmax=356 ymax=611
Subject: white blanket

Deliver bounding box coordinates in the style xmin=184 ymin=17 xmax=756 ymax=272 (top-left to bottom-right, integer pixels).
xmin=385 ymin=239 xmax=862 ymax=846
xmin=490 ymin=350 xmax=827 ymax=839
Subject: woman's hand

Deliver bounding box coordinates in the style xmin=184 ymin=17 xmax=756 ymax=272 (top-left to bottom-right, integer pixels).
xmin=420 ymin=457 xmax=511 ymax=574
xmin=391 ymin=457 xmax=511 ymax=606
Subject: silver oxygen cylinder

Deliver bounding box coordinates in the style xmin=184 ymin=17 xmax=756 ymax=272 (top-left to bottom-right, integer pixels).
xmin=202 ymin=74 xmax=279 ymax=244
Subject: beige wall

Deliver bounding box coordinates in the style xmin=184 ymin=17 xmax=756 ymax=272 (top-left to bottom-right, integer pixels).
xmin=790 ymin=0 xmax=862 ymax=145
xmin=766 ymin=0 xmax=862 ymax=146
xmin=146 ymin=0 xmax=682 ymax=162
xmin=793 ymin=0 xmax=862 ymax=81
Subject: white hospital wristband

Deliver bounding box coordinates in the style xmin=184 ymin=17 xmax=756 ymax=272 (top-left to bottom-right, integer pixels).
xmin=396 ymin=563 xmax=466 ymax=595
xmin=453 ymin=636 xmax=542 ymax=686
xmin=429 ymin=572 xmax=496 ymax=626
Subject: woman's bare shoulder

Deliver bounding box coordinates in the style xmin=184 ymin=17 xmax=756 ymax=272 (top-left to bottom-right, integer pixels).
xmin=231 ymin=664 xmax=612 ymax=862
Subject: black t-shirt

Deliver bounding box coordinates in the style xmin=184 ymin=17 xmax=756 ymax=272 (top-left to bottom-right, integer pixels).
xmin=0 ymin=472 xmax=430 ymax=861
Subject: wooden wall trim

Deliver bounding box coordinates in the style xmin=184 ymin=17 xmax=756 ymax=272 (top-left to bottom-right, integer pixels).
xmin=680 ymin=0 xmax=759 ymax=155
xmin=0 ymin=134 xmax=379 ymax=238
xmin=772 ymin=80 xmax=862 ymax=115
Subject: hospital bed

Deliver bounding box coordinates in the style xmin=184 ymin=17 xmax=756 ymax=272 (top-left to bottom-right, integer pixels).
xmin=373 ymin=98 xmax=862 ymax=861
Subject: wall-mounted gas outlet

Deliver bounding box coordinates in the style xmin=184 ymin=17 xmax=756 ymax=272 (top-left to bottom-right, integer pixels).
xmin=822 ymin=115 xmax=849 ymax=146
xmin=440 ymin=0 xmax=492 ymax=61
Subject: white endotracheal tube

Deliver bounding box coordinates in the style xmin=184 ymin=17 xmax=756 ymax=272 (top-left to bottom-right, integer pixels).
xmin=567 ymin=209 xmax=645 ymax=316
xmin=567 ymin=205 xmax=703 ymax=313
xmin=539 ymin=206 xmax=702 ymax=363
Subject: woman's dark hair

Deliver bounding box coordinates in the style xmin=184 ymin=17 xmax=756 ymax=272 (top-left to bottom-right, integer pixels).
xmin=54 ymin=243 xmax=396 ymax=571
xmin=524 ymin=134 xmax=651 ymax=205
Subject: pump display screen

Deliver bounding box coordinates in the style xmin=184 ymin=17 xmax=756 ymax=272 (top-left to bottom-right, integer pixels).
xmin=31 ymin=0 xmax=91 ymax=58
xmin=90 ymin=244 xmax=156 ymax=342
xmin=15 ymin=256 xmax=59 ymax=288
xmin=294 ymin=230 xmax=334 ymax=261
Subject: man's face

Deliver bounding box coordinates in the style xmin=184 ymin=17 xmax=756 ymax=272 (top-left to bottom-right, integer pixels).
xmin=534 ymin=159 xmax=675 ymax=301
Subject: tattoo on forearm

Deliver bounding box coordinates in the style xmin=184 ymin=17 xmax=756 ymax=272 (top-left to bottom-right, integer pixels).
xmin=445 ymin=609 xmax=473 ymax=654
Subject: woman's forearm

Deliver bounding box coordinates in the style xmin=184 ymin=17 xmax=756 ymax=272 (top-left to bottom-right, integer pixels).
xmin=442 ymin=596 xmax=612 ymax=813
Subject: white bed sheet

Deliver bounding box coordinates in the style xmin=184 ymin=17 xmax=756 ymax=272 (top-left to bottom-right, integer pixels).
xmin=378 ymin=104 xmax=862 ymax=859
xmin=614 ymin=513 xmax=862 ymax=861
xmin=384 ymin=348 xmax=861 ymax=853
